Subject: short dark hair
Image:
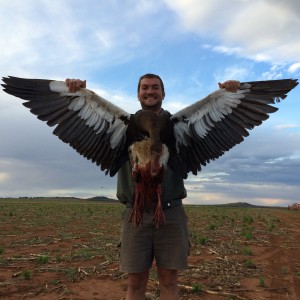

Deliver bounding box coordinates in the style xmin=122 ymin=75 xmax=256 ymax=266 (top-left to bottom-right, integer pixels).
xmin=137 ymin=73 xmax=165 ymax=94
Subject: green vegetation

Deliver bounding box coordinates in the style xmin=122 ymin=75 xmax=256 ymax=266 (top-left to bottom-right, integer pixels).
xmin=21 ymin=270 xmax=32 ymax=280
xmin=191 ymin=283 xmax=203 ymax=294
xmin=208 ymin=223 xmax=218 ymax=230
xmin=244 ymin=259 xmax=256 ymax=268
xmin=49 ymin=279 xmax=61 ymax=285
xmin=64 ymin=268 xmax=78 ymax=282
xmin=259 ymin=276 xmax=267 ymax=287
xmin=36 ymin=254 xmax=50 ymax=264
xmin=241 ymin=246 xmax=253 ymax=256
xmin=243 ymin=214 xmax=254 ymax=224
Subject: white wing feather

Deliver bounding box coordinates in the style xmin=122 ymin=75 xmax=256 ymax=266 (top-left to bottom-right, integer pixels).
xmin=50 ymin=80 xmax=130 ymax=149
xmin=173 ymin=89 xmax=248 ymax=149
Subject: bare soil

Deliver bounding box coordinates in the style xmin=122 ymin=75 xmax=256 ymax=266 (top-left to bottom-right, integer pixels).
xmin=0 ymin=200 xmax=299 ymax=299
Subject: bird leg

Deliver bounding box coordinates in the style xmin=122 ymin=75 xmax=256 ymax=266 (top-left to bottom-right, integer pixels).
xmin=153 ymin=183 xmax=166 ymax=228
xmin=129 ymin=184 xmax=144 ymax=226
xmin=128 ymin=163 xmax=152 ymax=226
xmin=128 ymin=162 xmax=166 ymax=227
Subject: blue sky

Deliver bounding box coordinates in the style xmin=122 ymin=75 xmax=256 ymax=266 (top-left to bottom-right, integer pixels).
xmin=0 ymin=0 xmax=299 ymax=206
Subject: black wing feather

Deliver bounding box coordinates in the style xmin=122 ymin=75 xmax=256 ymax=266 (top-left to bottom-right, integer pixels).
xmin=171 ymin=79 xmax=298 ymax=178
xmin=2 ymin=76 xmax=131 ymax=176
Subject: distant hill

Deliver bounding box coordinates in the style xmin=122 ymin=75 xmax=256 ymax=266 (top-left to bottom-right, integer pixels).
xmin=0 ymin=196 xmax=118 ymax=203
xmin=211 ymin=202 xmax=282 ymax=208
xmin=86 ymin=196 xmax=117 ymax=203
xmin=1 ymin=198 xmax=282 ymax=208
xmin=220 ymin=202 xmax=258 ymax=208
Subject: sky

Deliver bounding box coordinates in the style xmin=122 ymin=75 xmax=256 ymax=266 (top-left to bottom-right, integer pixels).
xmin=0 ymin=0 xmax=299 ymax=207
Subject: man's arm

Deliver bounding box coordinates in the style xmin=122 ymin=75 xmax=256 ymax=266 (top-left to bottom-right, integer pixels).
xmin=64 ymin=78 xmax=240 ymax=93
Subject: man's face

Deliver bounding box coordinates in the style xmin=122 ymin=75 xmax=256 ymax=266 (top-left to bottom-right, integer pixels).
xmin=137 ymin=77 xmax=165 ymax=111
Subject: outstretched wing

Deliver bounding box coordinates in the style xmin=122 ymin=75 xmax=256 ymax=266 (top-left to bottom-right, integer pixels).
xmin=171 ymin=79 xmax=298 ymax=178
xmin=2 ymin=76 xmax=131 ymax=176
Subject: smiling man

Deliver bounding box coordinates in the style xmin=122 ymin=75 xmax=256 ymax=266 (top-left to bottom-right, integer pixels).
xmin=137 ymin=74 xmax=165 ymax=113
xmin=66 ymin=73 xmax=240 ymax=300
xmin=117 ymin=74 xmax=189 ymax=300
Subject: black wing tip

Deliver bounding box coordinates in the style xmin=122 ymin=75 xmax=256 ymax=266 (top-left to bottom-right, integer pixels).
xmin=1 ymin=76 xmax=54 ymax=97
xmin=242 ymin=78 xmax=298 ymax=88
xmin=2 ymin=76 xmax=23 ymax=88
xmin=284 ymin=78 xmax=299 ymax=89
xmin=1 ymin=76 xmax=10 ymax=86
xmin=2 ymin=75 xmax=22 ymax=82
xmin=2 ymin=76 xmax=53 ymax=85
xmin=240 ymin=78 xmax=298 ymax=102
xmin=293 ymin=78 xmax=299 ymax=87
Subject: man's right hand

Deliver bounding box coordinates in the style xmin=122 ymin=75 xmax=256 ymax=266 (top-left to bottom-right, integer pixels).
xmin=218 ymin=80 xmax=240 ymax=92
xmin=65 ymin=78 xmax=86 ymax=93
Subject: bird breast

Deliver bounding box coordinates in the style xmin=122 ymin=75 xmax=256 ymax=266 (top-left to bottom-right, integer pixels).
xmin=129 ymin=138 xmax=169 ymax=175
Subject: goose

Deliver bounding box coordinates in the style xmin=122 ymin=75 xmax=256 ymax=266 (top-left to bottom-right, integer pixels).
xmin=1 ymin=76 xmax=298 ymax=226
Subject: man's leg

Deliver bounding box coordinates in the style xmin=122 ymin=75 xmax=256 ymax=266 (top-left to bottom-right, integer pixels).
xmin=157 ymin=268 xmax=179 ymax=300
xmin=125 ymin=270 xmax=150 ymax=300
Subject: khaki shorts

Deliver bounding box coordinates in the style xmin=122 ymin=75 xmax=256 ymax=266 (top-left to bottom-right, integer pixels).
xmin=119 ymin=205 xmax=190 ymax=273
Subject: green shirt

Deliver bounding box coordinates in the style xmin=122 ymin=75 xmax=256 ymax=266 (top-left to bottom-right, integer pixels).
xmin=116 ymin=160 xmax=187 ymax=205
xmin=116 ymin=109 xmax=187 ymax=205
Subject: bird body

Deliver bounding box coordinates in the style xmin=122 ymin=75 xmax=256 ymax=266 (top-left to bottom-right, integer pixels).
xmin=129 ymin=138 xmax=169 ymax=226
xmin=2 ymin=76 xmax=298 ymax=226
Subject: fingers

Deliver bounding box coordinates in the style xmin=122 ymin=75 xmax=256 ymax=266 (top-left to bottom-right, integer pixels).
xmin=65 ymin=78 xmax=86 ymax=93
xmin=218 ymin=80 xmax=240 ymax=92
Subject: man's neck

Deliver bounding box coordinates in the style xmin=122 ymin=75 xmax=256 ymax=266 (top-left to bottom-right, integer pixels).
xmin=142 ymin=107 xmax=162 ymax=115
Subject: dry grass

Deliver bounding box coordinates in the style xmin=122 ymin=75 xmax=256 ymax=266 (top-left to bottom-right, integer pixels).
xmin=0 ymin=198 xmax=299 ymax=299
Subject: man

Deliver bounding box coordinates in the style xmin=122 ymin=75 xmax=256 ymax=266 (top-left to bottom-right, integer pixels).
xmin=66 ymin=75 xmax=239 ymax=300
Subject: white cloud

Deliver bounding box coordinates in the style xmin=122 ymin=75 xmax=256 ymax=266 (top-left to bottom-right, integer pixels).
xmin=214 ymin=65 xmax=250 ymax=83
xmin=288 ymin=62 xmax=300 ymax=73
xmin=261 ymin=71 xmax=283 ymax=80
xmin=164 ymin=0 xmax=300 ymax=65
xmin=257 ymin=198 xmax=288 ymax=206
xmin=0 ymin=0 xmax=172 ymax=78
xmin=0 ymin=0 xmax=299 ymax=206
xmin=212 ymin=45 xmax=242 ymax=56
xmin=0 ymin=172 xmax=10 ymax=182
xmin=274 ymin=124 xmax=300 ymax=130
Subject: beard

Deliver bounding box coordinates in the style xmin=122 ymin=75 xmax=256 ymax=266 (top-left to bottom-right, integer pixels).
xmin=139 ymin=96 xmax=163 ymax=111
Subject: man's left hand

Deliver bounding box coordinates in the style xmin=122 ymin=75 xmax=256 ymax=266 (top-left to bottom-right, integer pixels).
xmin=65 ymin=78 xmax=86 ymax=93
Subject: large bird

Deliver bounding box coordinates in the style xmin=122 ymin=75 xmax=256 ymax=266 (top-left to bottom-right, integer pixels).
xmin=2 ymin=76 xmax=298 ymax=226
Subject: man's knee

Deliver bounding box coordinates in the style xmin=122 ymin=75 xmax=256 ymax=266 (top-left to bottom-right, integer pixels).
xmin=158 ymin=268 xmax=178 ymax=288
xmin=127 ymin=271 xmax=149 ymax=290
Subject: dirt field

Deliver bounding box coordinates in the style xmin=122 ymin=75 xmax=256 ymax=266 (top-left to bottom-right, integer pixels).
xmin=0 ymin=198 xmax=299 ymax=299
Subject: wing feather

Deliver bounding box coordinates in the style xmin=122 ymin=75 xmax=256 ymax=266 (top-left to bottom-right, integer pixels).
xmin=171 ymin=79 xmax=298 ymax=178
xmin=1 ymin=76 xmax=131 ymax=176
